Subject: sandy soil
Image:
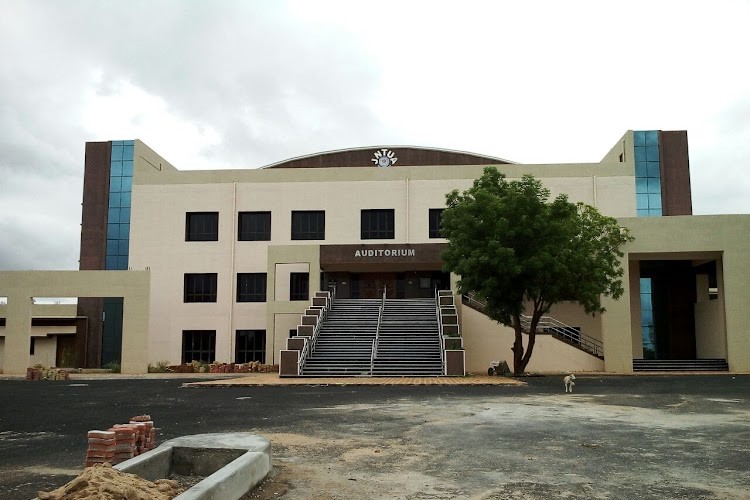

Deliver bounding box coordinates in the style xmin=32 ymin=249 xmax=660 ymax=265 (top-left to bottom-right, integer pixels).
xmin=36 ymin=463 xmax=183 ymax=500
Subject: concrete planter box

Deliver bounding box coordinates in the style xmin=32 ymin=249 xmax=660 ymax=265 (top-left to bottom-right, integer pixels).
xmin=115 ymin=433 xmax=272 ymax=500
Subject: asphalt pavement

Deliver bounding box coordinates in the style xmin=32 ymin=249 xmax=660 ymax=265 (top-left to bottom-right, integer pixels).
xmin=1 ymin=374 xmax=748 ymax=499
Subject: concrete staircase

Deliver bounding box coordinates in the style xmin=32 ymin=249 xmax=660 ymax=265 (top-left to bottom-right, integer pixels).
xmin=300 ymin=299 xmax=379 ymax=376
xmin=372 ymin=298 xmax=443 ymax=376
xmin=299 ymin=297 xmax=444 ymax=377
xmin=632 ymin=359 xmax=729 ymax=372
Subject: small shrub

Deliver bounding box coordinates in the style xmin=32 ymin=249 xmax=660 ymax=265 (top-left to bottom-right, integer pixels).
xmin=103 ymin=361 xmax=121 ymax=373
xmin=190 ymin=360 xmax=210 ymax=373
xmin=147 ymin=361 xmax=170 ymax=373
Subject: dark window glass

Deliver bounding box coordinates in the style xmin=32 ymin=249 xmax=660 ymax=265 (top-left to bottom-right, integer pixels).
xmin=290 ymin=272 xmax=309 ymax=301
xmin=238 ymin=212 xmax=271 ymax=241
xmin=361 ymin=209 xmax=395 ymax=239
xmin=237 ymin=273 xmax=267 ymax=302
xmin=30 ymin=337 xmax=35 ymax=355
xmin=291 ymin=211 xmax=325 ymax=240
xmin=186 ymin=212 xmax=219 ymax=241
xmin=290 ymin=329 xmax=297 ymax=338
xmin=182 ymin=330 xmax=216 ymax=363
xmin=184 ymin=273 xmax=218 ymax=302
xmin=429 ymin=208 xmax=445 ymax=238
xmin=235 ymin=330 xmax=266 ymax=363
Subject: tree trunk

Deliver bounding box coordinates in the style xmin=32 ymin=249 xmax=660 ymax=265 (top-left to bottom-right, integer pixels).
xmin=519 ymin=312 xmax=541 ymax=373
xmin=511 ymin=314 xmax=524 ymax=375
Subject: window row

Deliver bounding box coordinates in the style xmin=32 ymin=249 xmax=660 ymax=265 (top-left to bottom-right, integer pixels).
xmin=184 ymin=272 xmax=309 ymax=302
xmin=182 ymin=329 xmax=266 ymax=364
xmin=185 ymin=208 xmax=446 ymax=241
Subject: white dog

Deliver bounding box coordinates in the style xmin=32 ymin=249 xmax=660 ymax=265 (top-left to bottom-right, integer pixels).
xmin=564 ymin=374 xmax=576 ymax=393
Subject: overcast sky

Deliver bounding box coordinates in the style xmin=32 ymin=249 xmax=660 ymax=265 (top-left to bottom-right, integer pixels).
xmin=1 ymin=0 xmax=749 ymax=271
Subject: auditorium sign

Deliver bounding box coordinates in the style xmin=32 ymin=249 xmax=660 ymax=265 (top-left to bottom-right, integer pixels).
xmin=320 ymin=244 xmax=446 ymax=271
xmin=354 ymin=248 xmax=415 ymax=258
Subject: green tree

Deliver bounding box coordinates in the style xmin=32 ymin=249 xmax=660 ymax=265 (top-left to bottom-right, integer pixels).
xmin=441 ymin=167 xmax=633 ymax=375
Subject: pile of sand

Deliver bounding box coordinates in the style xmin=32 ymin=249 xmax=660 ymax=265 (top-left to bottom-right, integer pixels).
xmin=37 ymin=463 xmax=184 ymax=500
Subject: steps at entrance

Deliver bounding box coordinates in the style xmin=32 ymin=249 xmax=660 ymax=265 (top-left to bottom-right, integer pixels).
xmin=373 ymin=298 xmax=443 ymax=377
xmin=632 ymin=359 xmax=729 ymax=372
xmin=299 ymin=297 xmax=444 ymax=377
xmin=301 ymin=299 xmax=379 ymax=377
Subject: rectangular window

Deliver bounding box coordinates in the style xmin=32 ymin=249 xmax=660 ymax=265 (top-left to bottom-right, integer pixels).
xmin=186 ymin=212 xmax=219 ymax=241
xmin=238 ymin=211 xmax=271 ymax=241
xmin=184 ymin=273 xmax=218 ymax=302
xmin=30 ymin=337 xmax=35 ymax=355
xmin=182 ymin=330 xmax=216 ymax=363
xmin=429 ymin=208 xmax=445 ymax=238
xmin=290 ymin=272 xmax=309 ymax=301
xmin=291 ymin=211 xmax=325 ymax=240
xmin=235 ymin=330 xmax=266 ymax=363
xmin=237 ymin=273 xmax=267 ymax=302
xmin=361 ymin=209 xmax=395 ymax=239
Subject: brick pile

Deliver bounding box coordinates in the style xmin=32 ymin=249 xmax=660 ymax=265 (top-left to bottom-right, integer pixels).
xmin=129 ymin=414 xmax=156 ymax=454
xmin=26 ymin=366 xmax=70 ymax=380
xmin=108 ymin=425 xmax=137 ymax=463
xmin=84 ymin=414 xmax=157 ymax=467
xmin=85 ymin=431 xmax=116 ymax=467
xmin=209 ymin=362 xmax=279 ymax=373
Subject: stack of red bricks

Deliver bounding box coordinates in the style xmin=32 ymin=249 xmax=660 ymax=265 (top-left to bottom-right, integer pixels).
xmin=85 ymin=430 xmax=116 ymax=467
xmin=209 ymin=362 xmax=280 ymax=373
xmin=84 ymin=415 xmax=157 ymax=467
xmin=108 ymin=424 xmax=137 ymax=464
xmin=129 ymin=414 xmax=156 ymax=454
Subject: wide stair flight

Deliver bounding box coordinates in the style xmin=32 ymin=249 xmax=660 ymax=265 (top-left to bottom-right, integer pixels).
xmin=300 ymin=297 xmax=444 ymax=377
xmin=372 ymin=298 xmax=443 ymax=376
xmin=300 ymin=299 xmax=379 ymax=376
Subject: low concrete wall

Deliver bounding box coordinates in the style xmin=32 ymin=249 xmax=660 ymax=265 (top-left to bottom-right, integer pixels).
xmin=117 ymin=433 xmax=272 ymax=500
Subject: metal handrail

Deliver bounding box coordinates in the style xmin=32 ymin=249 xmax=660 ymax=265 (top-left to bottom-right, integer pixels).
xmin=298 ymin=291 xmax=332 ymax=375
xmin=370 ymin=339 xmax=376 ymax=376
xmin=374 ymin=286 xmax=386 ymax=358
xmin=461 ymin=293 xmax=604 ymax=358
xmin=435 ymin=288 xmax=446 ymax=375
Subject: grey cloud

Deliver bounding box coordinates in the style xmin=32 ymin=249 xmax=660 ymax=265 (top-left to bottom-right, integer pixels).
xmin=0 ymin=1 xmax=390 ymax=269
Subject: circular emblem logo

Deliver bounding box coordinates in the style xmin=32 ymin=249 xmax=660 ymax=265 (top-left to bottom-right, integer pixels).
xmin=372 ymin=148 xmax=398 ymax=167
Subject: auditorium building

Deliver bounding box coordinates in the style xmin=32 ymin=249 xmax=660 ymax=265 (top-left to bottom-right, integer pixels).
xmin=1 ymin=130 xmax=749 ymax=375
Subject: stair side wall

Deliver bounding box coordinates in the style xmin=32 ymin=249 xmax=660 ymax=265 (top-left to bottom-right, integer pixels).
xmin=460 ymin=306 xmax=605 ymax=373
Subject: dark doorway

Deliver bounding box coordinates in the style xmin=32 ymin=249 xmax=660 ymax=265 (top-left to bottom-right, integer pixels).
xmin=640 ymin=261 xmax=697 ymax=360
xmin=359 ymin=273 xmax=397 ymax=298
xmin=56 ymin=335 xmax=77 ymax=368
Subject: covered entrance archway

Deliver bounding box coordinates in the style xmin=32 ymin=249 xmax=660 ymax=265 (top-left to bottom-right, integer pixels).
xmin=319 ymin=243 xmax=450 ymax=299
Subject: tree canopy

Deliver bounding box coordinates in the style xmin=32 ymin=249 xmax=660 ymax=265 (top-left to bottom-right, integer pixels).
xmin=441 ymin=167 xmax=633 ymax=374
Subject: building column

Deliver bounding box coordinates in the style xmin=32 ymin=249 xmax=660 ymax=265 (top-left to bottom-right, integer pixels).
xmin=723 ymin=251 xmax=750 ymax=371
xmin=3 ymin=294 xmax=33 ymax=375
xmin=601 ymin=258 xmax=634 ymax=373
xmin=121 ymin=293 xmax=150 ymax=374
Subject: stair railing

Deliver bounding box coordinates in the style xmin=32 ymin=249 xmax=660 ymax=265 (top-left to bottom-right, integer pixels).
xmin=462 ymin=293 xmax=603 ymax=358
xmin=370 ymin=339 xmax=376 ymax=376
xmin=435 ymin=288 xmax=446 ymax=375
xmin=298 ymin=290 xmax=333 ymax=375
xmin=518 ymin=314 xmax=603 ymax=357
xmin=374 ymin=286 xmax=386 ymax=357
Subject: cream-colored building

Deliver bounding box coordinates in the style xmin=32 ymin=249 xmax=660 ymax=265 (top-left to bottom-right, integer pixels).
xmin=2 ymin=130 xmax=748 ymax=374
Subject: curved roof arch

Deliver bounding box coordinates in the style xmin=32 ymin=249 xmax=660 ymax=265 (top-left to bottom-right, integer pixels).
xmin=261 ymin=146 xmax=514 ymax=169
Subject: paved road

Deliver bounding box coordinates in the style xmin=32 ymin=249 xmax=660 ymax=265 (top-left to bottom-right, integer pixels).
xmin=1 ymin=375 xmax=749 ymax=499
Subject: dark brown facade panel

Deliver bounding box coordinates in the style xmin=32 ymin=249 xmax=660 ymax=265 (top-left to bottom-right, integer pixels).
xmin=266 ymin=147 xmax=510 ymax=169
xmin=77 ymin=298 xmax=103 ymax=368
xmin=78 ymin=141 xmax=110 ymax=367
xmin=79 ymin=141 xmax=111 ymax=270
xmin=659 ymin=131 xmax=693 ymax=216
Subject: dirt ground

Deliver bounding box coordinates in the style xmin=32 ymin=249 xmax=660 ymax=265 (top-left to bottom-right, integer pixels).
xmin=36 ymin=464 xmax=183 ymax=500
xmin=244 ymin=391 xmax=750 ymax=499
